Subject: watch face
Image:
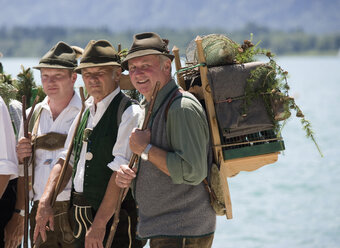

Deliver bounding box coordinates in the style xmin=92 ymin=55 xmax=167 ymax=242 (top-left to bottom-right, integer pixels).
xmin=141 ymin=153 xmax=148 ymax=161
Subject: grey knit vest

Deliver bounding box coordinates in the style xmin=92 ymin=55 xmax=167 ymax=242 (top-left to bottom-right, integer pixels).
xmin=135 ymin=87 xmax=216 ymax=239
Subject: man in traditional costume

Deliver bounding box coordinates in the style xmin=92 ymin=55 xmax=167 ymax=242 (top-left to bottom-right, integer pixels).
xmin=12 ymin=41 xmax=82 ymax=247
xmin=34 ymin=40 xmax=144 ymax=248
xmin=116 ymin=32 xmax=216 ymax=248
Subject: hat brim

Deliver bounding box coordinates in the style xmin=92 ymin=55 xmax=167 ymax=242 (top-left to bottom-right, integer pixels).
xmin=33 ymin=63 xmax=75 ymax=70
xmin=121 ymin=49 xmax=174 ymax=71
xmin=74 ymin=61 xmax=121 ymax=74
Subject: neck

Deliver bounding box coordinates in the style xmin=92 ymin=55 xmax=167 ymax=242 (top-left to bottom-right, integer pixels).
xmin=48 ymin=92 xmax=74 ymax=120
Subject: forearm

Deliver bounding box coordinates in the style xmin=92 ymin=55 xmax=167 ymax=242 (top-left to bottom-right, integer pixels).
xmin=92 ymin=172 xmax=121 ymax=228
xmin=147 ymin=146 xmax=170 ymax=176
xmin=0 ymin=175 xmax=10 ymax=198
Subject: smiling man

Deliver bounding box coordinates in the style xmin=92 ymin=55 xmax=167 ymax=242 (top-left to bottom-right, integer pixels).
xmin=8 ymin=41 xmax=82 ymax=248
xmin=34 ymin=40 xmax=144 ymax=248
xmin=116 ymin=32 xmax=216 ymax=248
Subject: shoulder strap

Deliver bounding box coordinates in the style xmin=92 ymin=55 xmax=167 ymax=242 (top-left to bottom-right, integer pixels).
xmin=29 ymin=105 xmax=43 ymax=135
xmin=165 ymin=88 xmax=185 ymax=122
xmin=29 ymin=105 xmax=43 ymax=201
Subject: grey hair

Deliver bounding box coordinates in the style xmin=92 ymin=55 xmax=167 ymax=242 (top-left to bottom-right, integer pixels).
xmin=159 ymin=55 xmax=172 ymax=74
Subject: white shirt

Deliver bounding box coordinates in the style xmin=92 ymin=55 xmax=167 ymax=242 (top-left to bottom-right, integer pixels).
xmin=18 ymin=93 xmax=81 ymax=201
xmin=60 ymin=87 xmax=142 ymax=193
xmin=0 ymin=96 xmax=18 ymax=179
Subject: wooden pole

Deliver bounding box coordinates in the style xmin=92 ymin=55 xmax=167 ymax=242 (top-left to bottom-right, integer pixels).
xmin=195 ymin=36 xmax=233 ymax=219
xmin=21 ymin=95 xmax=39 ymax=248
xmin=34 ymin=87 xmax=87 ymax=248
xmin=172 ymin=46 xmax=186 ymax=90
xmin=105 ymin=81 xmax=161 ymax=248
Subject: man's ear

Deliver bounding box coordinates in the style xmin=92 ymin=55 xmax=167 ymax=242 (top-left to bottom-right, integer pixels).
xmin=164 ymin=59 xmax=171 ymax=73
xmin=72 ymin=72 xmax=77 ymax=84
xmin=115 ymin=67 xmax=122 ymax=78
xmin=114 ymin=67 xmax=122 ymax=83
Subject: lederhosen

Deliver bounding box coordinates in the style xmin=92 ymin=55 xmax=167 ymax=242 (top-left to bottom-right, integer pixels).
xmin=71 ymin=92 xmax=144 ymax=248
xmin=29 ymin=106 xmax=75 ymax=247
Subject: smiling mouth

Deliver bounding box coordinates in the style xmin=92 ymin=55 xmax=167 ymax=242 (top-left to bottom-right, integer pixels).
xmin=137 ymin=79 xmax=149 ymax=84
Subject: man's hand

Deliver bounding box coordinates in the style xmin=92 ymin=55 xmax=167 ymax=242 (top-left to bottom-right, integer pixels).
xmin=4 ymin=212 xmax=24 ymax=248
xmin=115 ymin=164 xmax=136 ymax=188
xmin=33 ymin=201 xmax=54 ymax=243
xmin=85 ymin=223 xmax=106 ymax=248
xmin=129 ymin=128 xmax=151 ymax=155
xmin=17 ymin=134 xmax=32 ymax=163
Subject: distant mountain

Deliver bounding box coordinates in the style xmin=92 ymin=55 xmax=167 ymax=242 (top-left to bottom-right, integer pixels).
xmin=1 ymin=0 xmax=340 ymax=34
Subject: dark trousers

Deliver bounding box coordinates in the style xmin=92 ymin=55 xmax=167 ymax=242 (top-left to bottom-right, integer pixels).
xmin=71 ymin=191 xmax=145 ymax=248
xmin=30 ymin=200 xmax=76 ymax=248
xmin=0 ymin=179 xmax=17 ymax=248
xmin=149 ymin=234 xmax=214 ymax=248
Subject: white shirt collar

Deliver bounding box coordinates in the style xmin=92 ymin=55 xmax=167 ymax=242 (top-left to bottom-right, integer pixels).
xmin=86 ymin=86 xmax=121 ymax=116
xmin=40 ymin=91 xmax=82 ymax=112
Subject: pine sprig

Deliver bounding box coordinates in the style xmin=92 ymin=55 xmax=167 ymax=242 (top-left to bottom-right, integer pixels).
xmin=0 ymin=70 xmax=18 ymax=106
xmin=15 ymin=65 xmax=45 ymax=107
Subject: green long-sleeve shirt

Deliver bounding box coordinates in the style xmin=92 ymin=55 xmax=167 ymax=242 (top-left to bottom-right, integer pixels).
xmin=141 ymin=79 xmax=210 ymax=185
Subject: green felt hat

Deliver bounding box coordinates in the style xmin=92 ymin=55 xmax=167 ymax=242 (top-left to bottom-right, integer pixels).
xmin=33 ymin=41 xmax=78 ymax=70
xmin=121 ymin=32 xmax=174 ymax=71
xmin=75 ymin=40 xmax=121 ymax=74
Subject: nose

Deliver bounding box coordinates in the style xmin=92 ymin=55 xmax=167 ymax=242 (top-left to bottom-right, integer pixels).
xmin=88 ymin=74 xmax=99 ymax=83
xmin=45 ymin=77 xmax=56 ymax=84
xmin=131 ymin=67 xmax=145 ymax=78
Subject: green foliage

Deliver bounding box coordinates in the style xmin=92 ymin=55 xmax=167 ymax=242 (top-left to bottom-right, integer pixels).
xmin=0 ymin=66 xmax=18 ymax=106
xmin=0 ymin=64 xmax=46 ymax=107
xmin=238 ymin=35 xmax=323 ymax=156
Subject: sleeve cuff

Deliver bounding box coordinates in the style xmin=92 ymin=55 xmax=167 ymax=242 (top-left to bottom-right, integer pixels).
xmin=107 ymin=156 xmax=129 ymax=171
xmin=0 ymin=161 xmax=18 ymax=178
xmin=166 ymin=152 xmax=184 ymax=184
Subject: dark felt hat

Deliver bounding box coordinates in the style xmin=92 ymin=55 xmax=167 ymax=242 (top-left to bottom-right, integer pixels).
xmin=121 ymin=32 xmax=174 ymax=70
xmin=75 ymin=40 xmax=121 ymax=74
xmin=33 ymin=41 xmax=78 ymax=70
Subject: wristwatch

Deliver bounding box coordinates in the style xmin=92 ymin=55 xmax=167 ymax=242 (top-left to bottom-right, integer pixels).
xmin=141 ymin=144 xmax=152 ymax=161
xmin=14 ymin=208 xmax=25 ymax=217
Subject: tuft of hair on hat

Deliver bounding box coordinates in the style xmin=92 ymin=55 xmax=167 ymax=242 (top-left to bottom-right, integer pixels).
xmin=71 ymin=46 xmax=84 ymax=59
xmin=162 ymin=39 xmax=169 ymax=46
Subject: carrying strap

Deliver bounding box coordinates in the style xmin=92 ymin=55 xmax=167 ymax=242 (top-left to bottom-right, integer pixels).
xmin=164 ymin=88 xmax=185 ymax=121
xmin=29 ymin=105 xmax=43 ymax=200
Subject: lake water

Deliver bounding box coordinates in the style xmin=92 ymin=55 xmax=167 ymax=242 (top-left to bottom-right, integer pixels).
xmin=1 ymin=56 xmax=340 ymax=248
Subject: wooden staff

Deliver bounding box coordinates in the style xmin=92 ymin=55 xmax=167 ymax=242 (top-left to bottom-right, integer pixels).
xmin=105 ymin=81 xmax=161 ymax=248
xmin=172 ymin=46 xmax=186 ymax=90
xmin=21 ymin=95 xmax=39 ymax=248
xmin=195 ymin=36 xmax=233 ymax=219
xmin=34 ymin=87 xmax=87 ymax=248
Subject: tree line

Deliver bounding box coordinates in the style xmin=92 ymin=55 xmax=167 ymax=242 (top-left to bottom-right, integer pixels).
xmin=1 ymin=24 xmax=340 ymax=57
